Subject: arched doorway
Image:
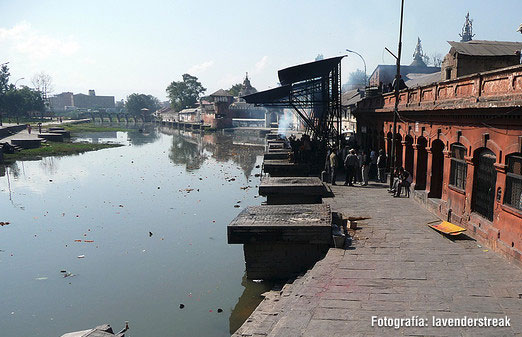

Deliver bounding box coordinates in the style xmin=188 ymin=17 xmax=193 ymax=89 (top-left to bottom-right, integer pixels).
xmin=404 ymin=135 xmax=414 ymax=174
xmin=429 ymin=139 xmax=444 ymax=198
xmin=415 ymin=137 xmax=428 ymax=190
xmin=471 ymin=148 xmax=497 ymax=221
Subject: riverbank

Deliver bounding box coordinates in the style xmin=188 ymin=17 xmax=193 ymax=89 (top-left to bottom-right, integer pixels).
xmin=61 ymin=123 xmax=133 ymax=133
xmin=3 ymin=141 xmax=122 ymax=162
xmin=233 ymin=183 xmax=522 ymax=336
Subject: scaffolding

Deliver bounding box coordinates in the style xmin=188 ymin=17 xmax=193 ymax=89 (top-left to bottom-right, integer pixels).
xmin=243 ymin=56 xmax=343 ymax=147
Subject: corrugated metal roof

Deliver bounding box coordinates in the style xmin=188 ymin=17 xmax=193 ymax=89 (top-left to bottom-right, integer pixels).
xmin=278 ymin=56 xmax=344 ymax=85
xmin=405 ymin=72 xmax=441 ymax=88
xmin=341 ymin=89 xmax=363 ymax=106
xmin=242 ymin=85 xmax=291 ymax=104
xmin=448 ymin=40 xmax=522 ymax=56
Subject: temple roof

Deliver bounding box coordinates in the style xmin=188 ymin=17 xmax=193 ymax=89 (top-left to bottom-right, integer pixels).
xmin=210 ymin=89 xmax=233 ymax=97
xmin=448 ymin=40 xmax=522 ymax=56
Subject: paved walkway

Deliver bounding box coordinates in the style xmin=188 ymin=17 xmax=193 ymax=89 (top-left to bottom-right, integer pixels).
xmin=234 ymin=183 xmax=522 ymax=336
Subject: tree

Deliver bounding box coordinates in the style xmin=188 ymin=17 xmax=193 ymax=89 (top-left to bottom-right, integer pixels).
xmin=4 ymin=86 xmax=45 ymax=118
xmin=228 ymin=83 xmax=243 ymax=97
xmin=125 ymin=93 xmax=160 ymax=118
xmin=166 ymin=74 xmax=206 ymax=112
xmin=430 ymin=53 xmax=443 ymax=67
xmin=31 ymin=72 xmax=53 ymax=99
xmin=347 ymin=69 xmax=367 ymax=87
xmin=0 ymin=64 xmax=10 ymax=95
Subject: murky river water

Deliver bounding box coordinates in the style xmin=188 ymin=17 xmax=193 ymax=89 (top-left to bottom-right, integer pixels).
xmin=0 ymin=125 xmax=270 ymax=337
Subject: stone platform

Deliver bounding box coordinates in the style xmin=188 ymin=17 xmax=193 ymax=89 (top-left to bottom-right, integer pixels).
xmin=234 ymin=183 xmax=522 ymax=336
xmin=263 ymin=152 xmax=290 ymax=160
xmin=228 ymin=204 xmax=333 ymax=280
xmin=259 ymin=176 xmax=328 ymax=204
xmin=263 ymin=159 xmax=310 ymax=177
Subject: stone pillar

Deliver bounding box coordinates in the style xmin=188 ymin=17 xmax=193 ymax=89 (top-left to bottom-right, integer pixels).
xmin=425 ymin=147 xmax=433 ymax=195
xmin=412 ymin=144 xmax=420 ymax=187
xmin=441 ymin=149 xmax=452 ymax=200
xmin=401 ymin=140 xmax=408 ymax=170
xmin=493 ymin=163 xmax=507 ymax=223
xmin=463 ymin=156 xmax=475 ymax=214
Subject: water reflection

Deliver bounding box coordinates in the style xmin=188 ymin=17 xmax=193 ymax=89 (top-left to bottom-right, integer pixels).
xmin=229 ymin=274 xmax=273 ymax=334
xmin=164 ymin=127 xmax=265 ymax=177
xmin=73 ymin=124 xmax=160 ymax=146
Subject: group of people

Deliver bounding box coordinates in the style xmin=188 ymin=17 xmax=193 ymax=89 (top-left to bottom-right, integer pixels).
xmin=288 ymin=134 xmax=318 ymax=164
xmin=326 ymin=147 xmax=388 ymax=186
xmin=389 ymin=166 xmax=413 ymax=197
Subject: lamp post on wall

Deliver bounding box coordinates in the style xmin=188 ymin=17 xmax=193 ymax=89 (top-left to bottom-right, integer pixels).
xmin=346 ymin=49 xmax=367 ymax=86
xmin=389 ymin=0 xmax=405 ymax=190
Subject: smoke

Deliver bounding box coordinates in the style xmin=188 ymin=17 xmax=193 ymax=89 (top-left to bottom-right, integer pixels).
xmin=278 ymin=111 xmax=293 ymax=136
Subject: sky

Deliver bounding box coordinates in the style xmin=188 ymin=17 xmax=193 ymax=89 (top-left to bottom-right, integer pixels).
xmin=1 ymin=0 xmax=521 ymax=102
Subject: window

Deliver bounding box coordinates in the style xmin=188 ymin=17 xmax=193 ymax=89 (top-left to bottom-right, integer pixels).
xmin=445 ymin=68 xmax=452 ymax=80
xmin=449 ymin=143 xmax=467 ymax=190
xmin=504 ymin=154 xmax=522 ymax=210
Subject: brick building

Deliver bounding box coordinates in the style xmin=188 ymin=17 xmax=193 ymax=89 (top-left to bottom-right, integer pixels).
xmin=355 ymin=40 xmax=522 ymax=262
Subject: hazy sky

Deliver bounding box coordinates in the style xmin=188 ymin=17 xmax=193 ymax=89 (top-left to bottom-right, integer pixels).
xmin=1 ymin=0 xmax=521 ymax=102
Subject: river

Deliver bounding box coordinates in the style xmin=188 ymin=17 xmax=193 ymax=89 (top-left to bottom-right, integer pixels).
xmin=0 ymin=125 xmax=271 ymax=337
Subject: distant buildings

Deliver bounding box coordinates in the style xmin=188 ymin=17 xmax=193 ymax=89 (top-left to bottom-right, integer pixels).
xmin=50 ymin=90 xmax=115 ymax=113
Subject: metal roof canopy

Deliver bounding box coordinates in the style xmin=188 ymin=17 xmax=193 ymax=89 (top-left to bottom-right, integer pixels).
xmin=242 ymin=56 xmax=344 ymax=145
xmin=278 ymin=56 xmax=345 ymax=85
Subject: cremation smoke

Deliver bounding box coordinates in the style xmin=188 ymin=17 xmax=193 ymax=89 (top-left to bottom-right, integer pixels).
xmin=278 ymin=112 xmax=293 ymax=136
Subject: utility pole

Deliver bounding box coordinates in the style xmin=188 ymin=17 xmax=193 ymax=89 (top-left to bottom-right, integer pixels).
xmin=389 ymin=0 xmax=405 ymax=189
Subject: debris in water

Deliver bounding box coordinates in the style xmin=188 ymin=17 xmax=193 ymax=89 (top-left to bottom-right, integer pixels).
xmin=179 ymin=304 xmax=185 ymax=309
xmin=35 ymin=277 xmax=48 ymax=281
xmin=234 ymin=205 xmax=240 ymax=208
xmin=77 ymin=255 xmax=85 ymax=259
xmin=149 ymin=231 xmax=153 ymax=237
xmin=252 ymin=279 xmax=263 ymax=283
xmin=217 ymin=308 xmax=223 ymax=313
xmin=0 ymin=222 xmax=10 ymax=226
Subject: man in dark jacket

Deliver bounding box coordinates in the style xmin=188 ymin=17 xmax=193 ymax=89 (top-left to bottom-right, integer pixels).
xmin=344 ymin=149 xmax=358 ymax=186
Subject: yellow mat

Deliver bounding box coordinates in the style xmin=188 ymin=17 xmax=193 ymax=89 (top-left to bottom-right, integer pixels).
xmin=429 ymin=221 xmax=466 ymax=236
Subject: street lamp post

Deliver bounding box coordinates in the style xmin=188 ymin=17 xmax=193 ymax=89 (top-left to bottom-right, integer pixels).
xmin=389 ymin=0 xmax=405 ymax=190
xmin=14 ymin=77 xmax=24 ymax=87
xmin=346 ymin=49 xmax=367 ymax=86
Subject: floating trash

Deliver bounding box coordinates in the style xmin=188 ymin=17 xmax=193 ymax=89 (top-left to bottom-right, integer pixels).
xmin=77 ymin=255 xmax=85 ymax=259
xmin=179 ymin=304 xmax=185 ymax=309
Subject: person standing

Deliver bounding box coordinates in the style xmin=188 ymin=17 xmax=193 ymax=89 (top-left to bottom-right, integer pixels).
xmin=344 ymin=149 xmax=358 ymax=186
xmin=377 ymin=149 xmax=387 ymax=183
xmin=370 ymin=150 xmax=378 ymax=180
xmin=329 ymin=149 xmax=338 ymax=185
xmin=361 ymin=150 xmax=370 ymax=186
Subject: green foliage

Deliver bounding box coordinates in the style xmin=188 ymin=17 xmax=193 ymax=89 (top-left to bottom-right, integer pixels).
xmin=125 ymin=93 xmax=160 ymax=116
xmin=3 ymin=141 xmax=122 ymax=162
xmin=166 ymin=74 xmax=206 ymax=112
xmin=347 ymin=69 xmax=367 ymax=86
xmin=228 ymin=83 xmax=243 ymax=97
xmin=3 ymin=86 xmax=45 ymax=116
xmin=0 ymin=64 xmax=9 ymax=95
xmin=63 ymin=122 xmax=132 ymax=133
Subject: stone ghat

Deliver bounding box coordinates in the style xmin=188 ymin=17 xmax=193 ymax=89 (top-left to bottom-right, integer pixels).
xmin=262 ymin=159 xmax=310 ymax=177
xmin=227 ymin=204 xmax=333 ymax=280
xmin=259 ymin=176 xmax=328 ymax=205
